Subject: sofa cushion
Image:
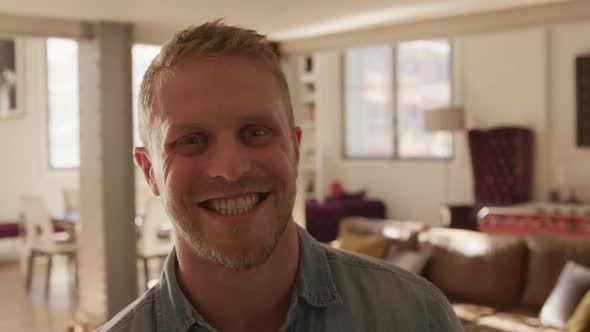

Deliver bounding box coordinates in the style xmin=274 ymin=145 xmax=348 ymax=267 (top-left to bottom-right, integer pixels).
xmin=339 ymin=217 xmax=426 ymax=251
xmin=472 ymin=308 xmax=561 ymax=332
xmin=334 ymin=232 xmax=390 ymax=259
xmin=384 ymin=247 xmax=431 ymax=275
xmin=539 ymin=261 xmax=590 ymax=329
xmin=567 ymin=289 xmax=590 ymax=332
xmin=451 ymin=301 xmax=496 ymax=328
xmin=419 ymin=228 xmax=526 ymax=307
xmin=522 ymin=234 xmax=590 ymax=309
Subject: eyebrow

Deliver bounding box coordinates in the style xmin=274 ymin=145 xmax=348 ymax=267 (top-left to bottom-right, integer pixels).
xmin=238 ymin=114 xmax=279 ymax=127
xmin=167 ymin=112 xmax=280 ymax=133
xmin=166 ymin=122 xmax=203 ymax=134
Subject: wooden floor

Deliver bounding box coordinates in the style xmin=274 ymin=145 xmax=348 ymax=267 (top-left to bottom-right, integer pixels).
xmin=0 ymin=254 xmax=164 ymax=332
xmin=0 ymin=257 xmax=77 ymax=332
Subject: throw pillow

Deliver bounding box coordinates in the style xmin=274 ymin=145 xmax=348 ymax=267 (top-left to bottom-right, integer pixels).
xmin=336 ymin=233 xmax=390 ymax=259
xmin=567 ymin=289 xmax=590 ymax=332
xmin=330 ymin=181 xmax=345 ymax=197
xmin=539 ymin=261 xmax=590 ymax=329
xmin=385 ymin=246 xmax=431 ymax=275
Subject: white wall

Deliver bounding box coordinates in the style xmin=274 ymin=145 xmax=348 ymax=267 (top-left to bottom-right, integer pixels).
xmin=548 ymin=22 xmax=590 ymax=199
xmin=0 ymin=38 xmax=78 ymax=220
xmin=452 ymin=22 xmax=590 ymax=208
xmin=318 ymin=21 xmax=590 ymax=225
xmin=459 ymin=28 xmax=549 ymax=201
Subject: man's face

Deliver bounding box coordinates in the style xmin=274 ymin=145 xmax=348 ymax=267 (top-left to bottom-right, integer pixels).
xmin=136 ymin=56 xmax=301 ymax=270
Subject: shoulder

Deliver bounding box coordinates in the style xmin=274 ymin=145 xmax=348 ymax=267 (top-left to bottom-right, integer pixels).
xmin=322 ymin=245 xmax=461 ymax=329
xmin=323 ymin=244 xmax=435 ymax=293
xmin=96 ymin=286 xmax=158 ymax=332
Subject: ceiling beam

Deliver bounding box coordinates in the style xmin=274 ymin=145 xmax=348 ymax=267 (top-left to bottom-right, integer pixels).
xmin=281 ymin=0 xmax=590 ymax=54
xmin=0 ymin=13 xmax=83 ymax=39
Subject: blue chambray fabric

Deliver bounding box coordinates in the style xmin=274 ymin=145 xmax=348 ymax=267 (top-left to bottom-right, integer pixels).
xmin=98 ymin=225 xmax=462 ymax=332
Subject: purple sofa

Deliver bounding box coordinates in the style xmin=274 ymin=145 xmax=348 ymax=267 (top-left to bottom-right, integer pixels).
xmin=305 ymin=195 xmax=386 ymax=243
xmin=0 ymin=222 xmax=19 ymax=238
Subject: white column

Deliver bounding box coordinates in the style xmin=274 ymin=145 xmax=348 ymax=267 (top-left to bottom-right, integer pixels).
xmin=77 ymin=22 xmax=137 ymax=323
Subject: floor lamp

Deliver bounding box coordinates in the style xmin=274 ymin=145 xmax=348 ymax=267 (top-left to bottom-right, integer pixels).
xmin=424 ymin=106 xmax=466 ymax=225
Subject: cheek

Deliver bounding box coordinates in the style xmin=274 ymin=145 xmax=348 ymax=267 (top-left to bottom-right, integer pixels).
xmin=259 ymin=148 xmax=298 ymax=184
xmin=161 ymin=156 xmax=201 ymax=195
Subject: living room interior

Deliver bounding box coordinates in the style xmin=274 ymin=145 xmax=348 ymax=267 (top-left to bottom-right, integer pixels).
xmin=1 ymin=0 xmax=590 ymax=331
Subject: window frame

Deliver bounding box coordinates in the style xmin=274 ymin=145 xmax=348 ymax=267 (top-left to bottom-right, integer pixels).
xmin=341 ymin=40 xmax=455 ymax=162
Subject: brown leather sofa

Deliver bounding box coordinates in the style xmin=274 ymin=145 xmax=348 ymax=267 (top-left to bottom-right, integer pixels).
xmin=336 ymin=218 xmax=590 ymax=332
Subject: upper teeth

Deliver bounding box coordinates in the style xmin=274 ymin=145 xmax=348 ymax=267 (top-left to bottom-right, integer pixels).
xmin=208 ymin=194 xmax=261 ymax=216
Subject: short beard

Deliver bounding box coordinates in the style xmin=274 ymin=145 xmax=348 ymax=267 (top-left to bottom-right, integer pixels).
xmin=180 ymin=218 xmax=289 ymax=271
xmin=162 ymin=176 xmax=297 ymax=271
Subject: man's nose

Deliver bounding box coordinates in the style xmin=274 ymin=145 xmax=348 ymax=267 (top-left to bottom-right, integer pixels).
xmin=206 ymin=138 xmax=252 ymax=182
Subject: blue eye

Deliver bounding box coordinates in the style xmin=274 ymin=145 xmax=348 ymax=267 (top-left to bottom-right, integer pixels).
xmin=246 ymin=128 xmax=268 ymax=137
xmin=173 ymin=134 xmax=207 ymax=155
xmin=242 ymin=126 xmax=273 ymax=146
xmin=177 ymin=135 xmax=204 ymax=145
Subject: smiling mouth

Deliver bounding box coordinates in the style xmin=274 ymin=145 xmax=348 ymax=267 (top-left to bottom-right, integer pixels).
xmin=198 ymin=193 xmax=270 ymax=216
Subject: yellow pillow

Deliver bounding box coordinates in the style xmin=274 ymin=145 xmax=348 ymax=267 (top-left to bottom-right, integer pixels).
xmin=567 ymin=289 xmax=590 ymax=332
xmin=336 ymin=233 xmax=389 ymax=259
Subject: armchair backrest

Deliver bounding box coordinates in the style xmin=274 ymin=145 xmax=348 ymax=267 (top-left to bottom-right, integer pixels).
xmin=468 ymin=127 xmax=534 ymax=205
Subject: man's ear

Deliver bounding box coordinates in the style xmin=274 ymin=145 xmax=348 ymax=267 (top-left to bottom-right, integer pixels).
xmin=134 ymin=146 xmax=160 ymax=196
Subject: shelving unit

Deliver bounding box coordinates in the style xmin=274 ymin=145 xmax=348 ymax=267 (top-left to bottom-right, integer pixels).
xmin=285 ymin=52 xmax=341 ymax=227
xmin=295 ymin=54 xmax=322 ymax=203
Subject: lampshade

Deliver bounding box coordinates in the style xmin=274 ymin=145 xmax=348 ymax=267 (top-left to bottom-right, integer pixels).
xmin=424 ymin=106 xmax=465 ymax=132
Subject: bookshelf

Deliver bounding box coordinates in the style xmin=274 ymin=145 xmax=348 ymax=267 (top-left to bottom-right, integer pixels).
xmin=296 ymin=54 xmax=323 ymax=202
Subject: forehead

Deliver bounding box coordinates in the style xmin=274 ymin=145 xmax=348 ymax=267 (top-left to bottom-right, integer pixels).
xmin=153 ymin=56 xmax=285 ymax=123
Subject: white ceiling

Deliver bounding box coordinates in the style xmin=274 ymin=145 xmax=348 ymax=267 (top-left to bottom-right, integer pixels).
xmin=0 ymin=0 xmax=573 ymax=40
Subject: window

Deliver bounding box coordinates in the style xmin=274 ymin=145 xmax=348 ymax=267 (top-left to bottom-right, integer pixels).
xmin=344 ymin=46 xmax=394 ymax=158
xmin=344 ymin=39 xmax=452 ymax=159
xmin=46 ymin=42 xmax=160 ymax=169
xmin=47 ymin=38 xmax=79 ymax=169
xmin=132 ymin=44 xmax=161 ymax=147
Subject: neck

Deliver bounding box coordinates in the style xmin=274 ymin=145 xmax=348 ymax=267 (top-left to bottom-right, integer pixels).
xmin=175 ymin=222 xmax=300 ymax=332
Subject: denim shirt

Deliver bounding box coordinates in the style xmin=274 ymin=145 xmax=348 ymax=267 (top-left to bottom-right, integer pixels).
xmin=98 ymin=226 xmax=462 ymax=332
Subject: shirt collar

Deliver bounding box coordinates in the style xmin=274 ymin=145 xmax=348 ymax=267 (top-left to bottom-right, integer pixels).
xmin=155 ymin=248 xmax=210 ymax=332
xmin=155 ymin=224 xmax=342 ymax=332
xmin=294 ymin=225 xmax=342 ymax=307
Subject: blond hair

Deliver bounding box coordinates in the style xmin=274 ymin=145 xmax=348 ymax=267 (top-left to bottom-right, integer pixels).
xmin=138 ymin=20 xmax=293 ymax=148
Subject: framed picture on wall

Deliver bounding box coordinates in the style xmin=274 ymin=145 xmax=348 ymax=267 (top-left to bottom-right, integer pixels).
xmin=0 ymin=38 xmax=24 ymax=119
xmin=576 ymin=54 xmax=590 ymax=147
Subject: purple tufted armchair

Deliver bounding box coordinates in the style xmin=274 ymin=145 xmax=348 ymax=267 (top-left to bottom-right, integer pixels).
xmin=446 ymin=127 xmax=534 ymax=230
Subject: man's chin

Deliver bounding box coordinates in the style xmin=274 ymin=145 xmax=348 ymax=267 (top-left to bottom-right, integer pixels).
xmin=185 ymin=235 xmax=276 ymax=270
xmin=178 ymin=209 xmax=292 ymax=270
xmin=202 ymin=228 xmax=288 ymax=270
xmin=213 ymin=248 xmax=275 ymax=271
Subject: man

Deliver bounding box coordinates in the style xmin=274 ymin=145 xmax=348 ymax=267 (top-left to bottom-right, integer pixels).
xmin=99 ymin=21 xmax=462 ymax=332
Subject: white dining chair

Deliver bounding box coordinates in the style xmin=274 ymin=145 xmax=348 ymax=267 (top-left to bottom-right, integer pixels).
xmin=21 ymin=195 xmax=77 ymax=295
xmin=137 ymin=197 xmax=174 ymax=290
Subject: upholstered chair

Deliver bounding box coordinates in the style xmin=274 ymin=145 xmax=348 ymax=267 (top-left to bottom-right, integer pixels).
xmin=446 ymin=127 xmax=534 ymax=230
